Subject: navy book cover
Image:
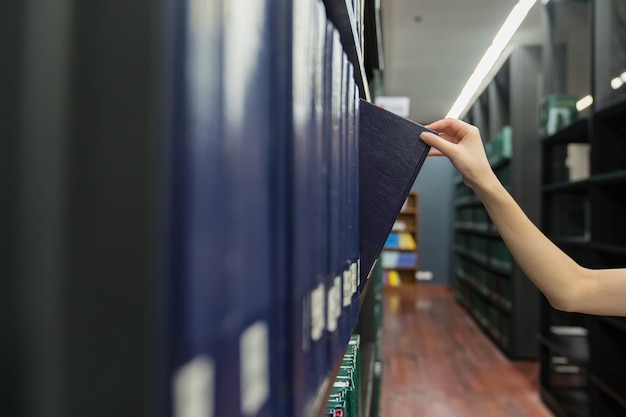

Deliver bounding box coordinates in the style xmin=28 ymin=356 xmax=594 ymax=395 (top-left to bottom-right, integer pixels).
xmin=358 ymin=99 xmax=434 ymax=284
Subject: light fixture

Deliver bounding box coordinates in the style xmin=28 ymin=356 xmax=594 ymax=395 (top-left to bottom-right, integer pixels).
xmin=576 ymin=95 xmax=593 ymax=112
xmin=611 ymin=76 xmax=624 ymax=90
xmin=446 ymin=0 xmax=538 ymax=119
xmin=621 ymin=71 xmax=626 ymax=82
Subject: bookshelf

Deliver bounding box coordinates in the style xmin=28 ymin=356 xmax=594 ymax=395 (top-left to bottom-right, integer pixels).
xmin=539 ymin=1 xmax=626 ymax=416
xmin=303 ymin=1 xmax=385 ymax=417
xmin=454 ymin=45 xmax=542 ymax=359
xmin=382 ymin=190 xmax=419 ymax=286
xmin=538 ymin=1 xmax=592 ymax=416
xmin=6 ymin=0 xmax=386 ymax=417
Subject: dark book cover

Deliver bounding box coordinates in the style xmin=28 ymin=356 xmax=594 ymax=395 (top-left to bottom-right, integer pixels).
xmin=358 ymin=99 xmax=434 ymax=284
xmin=219 ymin=1 xmax=275 ymax=416
xmin=290 ymin=0 xmax=318 ymax=415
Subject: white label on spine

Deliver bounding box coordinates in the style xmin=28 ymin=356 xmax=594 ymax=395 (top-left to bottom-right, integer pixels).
xmin=240 ymin=321 xmax=270 ymax=416
xmin=334 ymin=276 xmax=342 ymax=321
xmin=173 ymin=355 xmax=215 ymax=417
xmin=328 ymin=276 xmax=342 ymax=332
xmin=327 ymin=279 xmax=337 ymax=332
xmin=343 ymin=269 xmax=352 ymax=307
xmin=351 ymin=262 xmax=357 ymax=297
xmin=311 ymin=283 xmax=325 ymax=341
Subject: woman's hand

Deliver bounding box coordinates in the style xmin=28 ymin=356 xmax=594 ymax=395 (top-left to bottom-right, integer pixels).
xmin=420 ymin=118 xmax=497 ymax=191
xmin=420 ymin=119 xmax=626 ymax=317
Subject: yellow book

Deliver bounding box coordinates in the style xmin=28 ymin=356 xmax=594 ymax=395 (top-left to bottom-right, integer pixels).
xmin=388 ymin=270 xmax=401 ymax=287
xmin=399 ymin=232 xmax=416 ymax=250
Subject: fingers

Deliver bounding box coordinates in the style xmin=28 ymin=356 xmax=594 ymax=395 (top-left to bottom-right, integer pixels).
xmin=426 ymin=118 xmax=476 ymax=139
xmin=435 ymin=132 xmax=460 ymax=144
xmin=428 ymin=148 xmax=444 ymax=157
xmin=420 ymin=131 xmax=455 ymax=157
xmin=421 ymin=117 xmax=483 ymax=161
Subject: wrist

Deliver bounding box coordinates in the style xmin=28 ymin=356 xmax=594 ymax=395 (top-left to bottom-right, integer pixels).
xmin=470 ymin=170 xmax=503 ymax=198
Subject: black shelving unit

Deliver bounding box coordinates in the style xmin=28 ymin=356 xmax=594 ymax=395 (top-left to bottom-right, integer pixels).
xmin=540 ymin=1 xmax=626 ymax=416
xmin=588 ymin=320 xmax=626 ymax=416
xmin=537 ymin=324 xmax=591 ymax=417
xmin=324 ymin=0 xmax=371 ymax=101
xmin=354 ymin=259 xmax=383 ymax=417
xmin=587 ymin=84 xmax=626 ymax=414
xmin=454 ymin=45 xmax=542 ymax=359
xmin=538 ymin=1 xmax=593 ymax=415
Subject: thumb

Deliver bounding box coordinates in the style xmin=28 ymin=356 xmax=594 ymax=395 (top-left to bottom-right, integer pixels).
xmin=420 ymin=131 xmax=455 ymax=157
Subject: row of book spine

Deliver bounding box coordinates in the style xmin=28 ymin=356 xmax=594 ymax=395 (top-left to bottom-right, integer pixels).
xmin=169 ymin=1 xmax=364 ymax=416
xmin=325 ymin=335 xmax=361 ymax=417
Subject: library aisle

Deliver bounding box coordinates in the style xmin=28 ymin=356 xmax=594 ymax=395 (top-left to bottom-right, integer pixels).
xmin=380 ymin=285 xmax=553 ymax=417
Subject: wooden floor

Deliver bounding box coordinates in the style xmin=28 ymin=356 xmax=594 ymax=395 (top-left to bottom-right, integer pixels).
xmin=380 ymin=284 xmax=553 ymax=417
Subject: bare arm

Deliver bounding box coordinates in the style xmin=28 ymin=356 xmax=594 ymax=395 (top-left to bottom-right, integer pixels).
xmin=420 ymin=118 xmax=626 ymax=316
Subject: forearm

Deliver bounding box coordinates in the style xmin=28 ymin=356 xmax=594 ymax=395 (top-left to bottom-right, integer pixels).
xmin=420 ymin=119 xmax=626 ymax=316
xmin=472 ymin=173 xmax=590 ymax=312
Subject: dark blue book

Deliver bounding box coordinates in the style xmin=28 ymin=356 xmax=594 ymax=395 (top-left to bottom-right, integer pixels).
xmin=304 ymin=16 xmax=335 ymax=404
xmin=358 ymin=99 xmax=434 ymax=285
xmin=398 ymin=252 xmax=418 ymax=268
xmin=268 ymin=1 xmax=292 ymax=416
xmin=291 ymin=0 xmax=319 ymax=415
xmin=325 ymin=25 xmax=345 ymax=376
xmin=340 ymin=55 xmax=356 ymax=348
xmin=168 ymin=1 xmax=224 ymax=417
xmin=350 ymin=75 xmax=361 ymax=324
xmin=219 ymin=1 xmax=274 ymax=416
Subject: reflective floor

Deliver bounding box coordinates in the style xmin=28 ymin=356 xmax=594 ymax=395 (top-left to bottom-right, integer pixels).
xmin=380 ymin=284 xmax=553 ymax=417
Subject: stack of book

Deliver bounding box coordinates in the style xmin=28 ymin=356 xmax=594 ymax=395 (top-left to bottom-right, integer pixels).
xmin=325 ymin=335 xmax=361 ymax=417
xmin=171 ymin=1 xmax=363 ymax=416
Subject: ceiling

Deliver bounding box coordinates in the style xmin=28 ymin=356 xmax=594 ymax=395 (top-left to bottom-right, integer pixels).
xmin=379 ymin=0 xmax=544 ymax=124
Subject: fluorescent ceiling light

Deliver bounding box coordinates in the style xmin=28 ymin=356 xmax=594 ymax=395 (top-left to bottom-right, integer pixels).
xmin=611 ymin=76 xmax=623 ymax=90
xmin=576 ymin=95 xmax=593 ymax=112
xmin=446 ymin=0 xmax=538 ymax=119
xmin=620 ymin=71 xmax=626 ymax=81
